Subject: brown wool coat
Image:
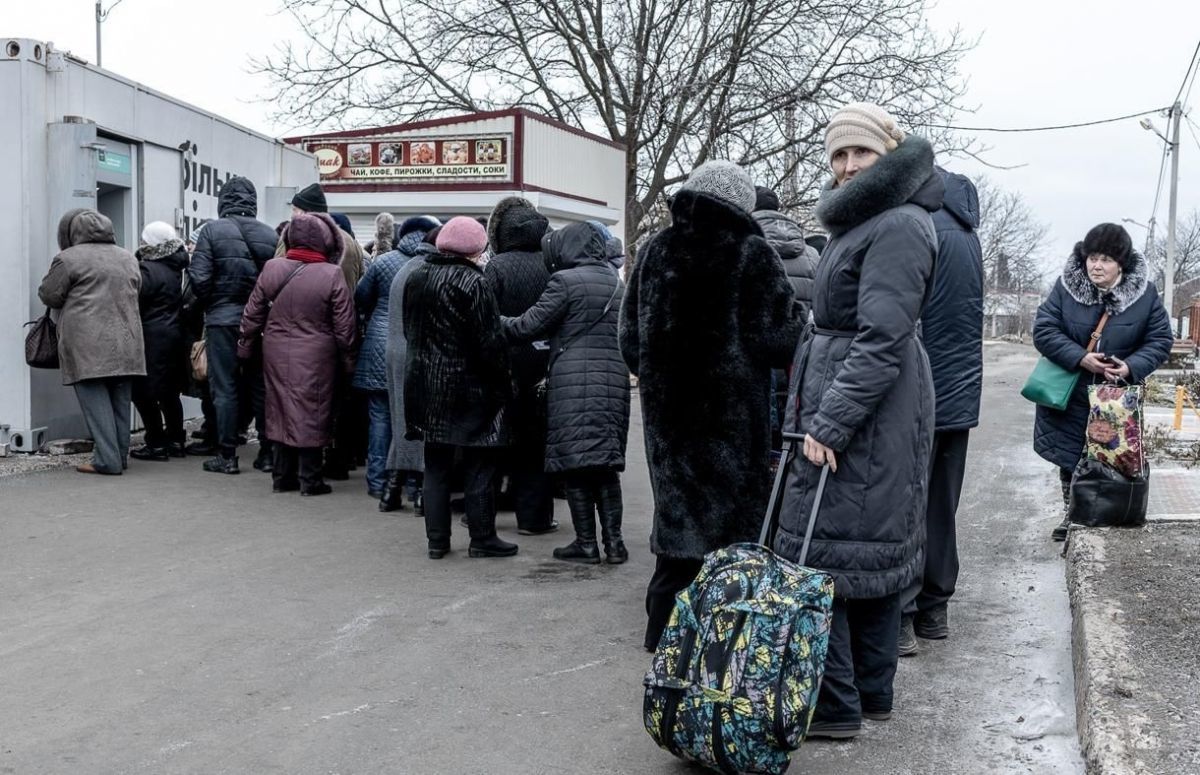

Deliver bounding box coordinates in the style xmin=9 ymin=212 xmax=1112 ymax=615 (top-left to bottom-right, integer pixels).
xmin=38 ymin=209 xmax=145 ymax=385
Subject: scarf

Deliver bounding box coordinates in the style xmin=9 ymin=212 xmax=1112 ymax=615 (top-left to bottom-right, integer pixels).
xmin=286 ymin=247 xmax=329 ymax=264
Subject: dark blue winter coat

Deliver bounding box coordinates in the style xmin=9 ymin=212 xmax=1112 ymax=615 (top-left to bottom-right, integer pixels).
xmin=352 ymin=230 xmax=428 ymax=392
xmin=921 ymin=168 xmax=983 ymax=432
xmin=1032 ymin=248 xmax=1172 ymax=470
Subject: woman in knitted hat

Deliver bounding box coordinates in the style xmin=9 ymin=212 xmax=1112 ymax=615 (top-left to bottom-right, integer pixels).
xmin=772 ymin=102 xmax=942 ymax=739
xmin=621 ymin=160 xmax=803 ymax=651
xmin=402 ymin=217 xmax=516 ymax=559
xmin=238 ymin=212 xmax=357 ymax=496
xmin=1031 ymin=223 xmax=1172 ymax=540
xmin=129 ymin=222 xmax=190 ymax=461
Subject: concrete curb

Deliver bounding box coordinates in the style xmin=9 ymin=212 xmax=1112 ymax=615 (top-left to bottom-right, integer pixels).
xmin=1066 ymin=530 xmax=1156 ymax=775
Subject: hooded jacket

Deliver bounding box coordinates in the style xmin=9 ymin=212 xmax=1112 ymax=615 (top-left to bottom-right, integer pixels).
xmin=135 ymin=239 xmax=189 ymax=395
xmin=38 ymin=209 xmax=145 ymax=385
xmin=921 ymin=168 xmax=984 ymax=431
xmin=188 ymin=177 xmax=280 ymax=327
xmin=752 ymin=209 xmax=818 ymax=317
xmin=621 ymin=190 xmax=803 ymax=558
xmin=1032 ymin=247 xmax=1172 ymax=470
xmin=353 ymin=227 xmax=433 ymax=392
xmin=238 ymin=212 xmax=356 ymax=448
xmin=774 ymin=135 xmax=942 ymax=599
xmin=502 ymin=222 xmax=630 ymax=473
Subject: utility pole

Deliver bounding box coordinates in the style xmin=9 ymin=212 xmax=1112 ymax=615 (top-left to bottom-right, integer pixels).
xmin=1167 ymin=101 xmax=1182 ymax=337
xmin=95 ymin=1 xmax=102 ymax=68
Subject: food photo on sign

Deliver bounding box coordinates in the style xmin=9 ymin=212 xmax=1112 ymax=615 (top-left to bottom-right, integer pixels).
xmin=476 ymin=140 xmax=503 ymax=163
xmin=411 ymin=142 xmax=436 ymax=165
xmin=443 ymin=141 xmax=468 ymax=165
xmin=348 ymin=143 xmax=372 ymax=166
xmin=379 ymin=143 xmax=403 ymax=166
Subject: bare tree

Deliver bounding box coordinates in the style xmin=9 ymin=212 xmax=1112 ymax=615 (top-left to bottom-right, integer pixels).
xmin=258 ymin=0 xmax=972 ymax=246
xmin=974 ymin=177 xmax=1051 ymax=338
xmin=1145 ymin=210 xmax=1200 ymax=292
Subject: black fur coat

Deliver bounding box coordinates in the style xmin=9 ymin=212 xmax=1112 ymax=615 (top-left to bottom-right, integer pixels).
xmin=620 ymin=190 xmax=803 ymax=559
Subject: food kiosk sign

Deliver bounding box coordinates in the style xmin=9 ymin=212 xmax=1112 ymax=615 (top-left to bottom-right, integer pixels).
xmin=307 ymin=135 xmax=511 ymax=184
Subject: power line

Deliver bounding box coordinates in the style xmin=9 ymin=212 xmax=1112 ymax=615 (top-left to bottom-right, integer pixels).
xmin=924 ymin=107 xmax=1169 ymax=133
xmin=1175 ymin=38 xmax=1200 ymax=106
xmin=1186 ymin=115 xmax=1200 ymax=155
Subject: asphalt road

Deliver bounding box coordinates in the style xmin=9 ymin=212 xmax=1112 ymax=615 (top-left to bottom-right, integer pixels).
xmin=0 ymin=343 xmax=1082 ymax=774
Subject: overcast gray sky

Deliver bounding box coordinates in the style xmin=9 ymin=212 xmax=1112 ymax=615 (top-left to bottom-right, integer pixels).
xmin=7 ymin=0 xmax=1200 ymax=271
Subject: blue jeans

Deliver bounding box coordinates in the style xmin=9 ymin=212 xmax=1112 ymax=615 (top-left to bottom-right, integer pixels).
xmin=365 ymin=391 xmax=391 ymax=493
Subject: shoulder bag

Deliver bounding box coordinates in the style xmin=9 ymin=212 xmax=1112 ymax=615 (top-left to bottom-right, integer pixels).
xmin=24 ymin=307 xmax=59 ymax=369
xmin=1068 ymin=382 xmax=1149 ymax=528
xmin=1020 ymin=311 xmax=1110 ymax=411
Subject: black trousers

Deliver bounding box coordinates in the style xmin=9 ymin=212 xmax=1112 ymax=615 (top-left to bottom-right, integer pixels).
xmin=424 ymin=443 xmax=499 ymax=548
xmin=507 ymin=392 xmax=555 ymax=531
xmin=273 ymin=444 xmax=324 ymax=490
xmin=206 ymin=326 xmax=265 ymax=459
xmin=903 ymin=429 xmax=971 ymax=616
xmin=132 ymin=377 xmax=184 ymax=449
xmin=644 ymin=555 xmax=705 ymax=651
xmin=815 ymin=593 xmax=902 ymax=723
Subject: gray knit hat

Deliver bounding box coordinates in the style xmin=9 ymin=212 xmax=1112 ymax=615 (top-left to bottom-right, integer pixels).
xmin=679 ymin=160 xmax=757 ymax=214
xmin=824 ymin=102 xmax=905 ymax=161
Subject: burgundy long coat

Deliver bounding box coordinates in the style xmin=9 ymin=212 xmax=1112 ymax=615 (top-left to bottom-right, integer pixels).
xmin=239 ymin=256 xmax=356 ymax=448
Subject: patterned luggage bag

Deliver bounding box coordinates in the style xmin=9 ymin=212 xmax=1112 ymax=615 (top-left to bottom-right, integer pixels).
xmin=644 ymin=433 xmax=835 ymax=774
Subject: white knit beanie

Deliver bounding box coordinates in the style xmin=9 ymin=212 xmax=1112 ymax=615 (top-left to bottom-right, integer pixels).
xmin=679 ymin=160 xmax=757 ymax=214
xmin=141 ymin=221 xmax=177 ymax=247
xmin=824 ymin=103 xmax=906 ymax=161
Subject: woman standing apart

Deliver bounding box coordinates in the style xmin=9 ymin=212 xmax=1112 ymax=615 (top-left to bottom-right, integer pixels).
xmin=404 ymin=217 xmax=515 ymax=559
xmin=129 ymin=222 xmax=189 ymax=461
xmin=1032 ymin=224 xmax=1172 ymax=540
xmin=38 ymin=209 xmax=145 ymax=475
xmin=502 ymin=222 xmax=632 ymax=564
xmin=773 ymin=104 xmax=942 ymax=739
xmin=238 ymin=212 xmax=356 ymax=496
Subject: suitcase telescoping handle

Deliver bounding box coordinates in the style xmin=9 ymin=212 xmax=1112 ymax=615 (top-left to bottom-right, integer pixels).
xmin=759 ymin=431 xmax=830 ymax=566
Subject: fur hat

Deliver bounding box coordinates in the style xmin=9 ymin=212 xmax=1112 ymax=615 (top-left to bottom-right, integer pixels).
xmin=373 ymin=213 xmax=395 ymax=254
xmin=141 ymin=221 xmax=177 ymax=247
xmin=754 ymin=186 xmax=781 ymax=212
xmin=680 ymin=160 xmax=756 ymax=214
xmin=825 ymin=103 xmax=906 ymax=161
xmin=488 ymin=196 xmax=549 ymax=253
xmin=291 ymin=183 xmax=328 ymax=213
xmin=436 ymin=216 xmax=488 ymax=257
xmin=1079 ymin=223 xmax=1133 ymax=269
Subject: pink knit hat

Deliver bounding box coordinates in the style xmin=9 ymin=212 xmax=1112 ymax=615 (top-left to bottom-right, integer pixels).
xmin=435 ymin=216 xmax=488 ymax=257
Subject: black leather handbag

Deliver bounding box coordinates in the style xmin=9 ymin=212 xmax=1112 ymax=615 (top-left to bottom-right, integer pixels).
xmin=24 ymin=308 xmax=59 ymax=369
xmin=1067 ymin=459 xmax=1149 ymax=527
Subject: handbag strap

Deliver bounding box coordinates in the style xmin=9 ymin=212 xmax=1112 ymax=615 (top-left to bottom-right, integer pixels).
xmin=1085 ymin=311 xmax=1111 ymax=354
xmin=267 ymin=263 xmax=307 ymax=313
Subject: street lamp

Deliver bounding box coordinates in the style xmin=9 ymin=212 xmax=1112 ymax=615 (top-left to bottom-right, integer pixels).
xmin=1122 ymin=217 xmax=1157 ymax=258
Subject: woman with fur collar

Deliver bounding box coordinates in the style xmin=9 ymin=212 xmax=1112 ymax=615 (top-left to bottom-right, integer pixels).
xmin=1032 ymin=223 xmax=1172 ymax=540
xmin=774 ymin=103 xmax=942 ymax=739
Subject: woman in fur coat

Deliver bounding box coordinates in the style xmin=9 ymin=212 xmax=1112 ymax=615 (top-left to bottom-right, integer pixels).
xmin=773 ymin=103 xmax=941 ymax=739
xmin=620 ymin=160 xmax=803 ymax=651
xmin=1032 ymin=223 xmax=1172 ymax=540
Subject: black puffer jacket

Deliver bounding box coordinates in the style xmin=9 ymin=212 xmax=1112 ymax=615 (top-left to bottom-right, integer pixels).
xmin=774 ymin=136 xmax=942 ymax=600
xmin=485 ymin=196 xmax=552 ymax=389
xmin=187 ymin=177 xmax=279 ymax=327
xmin=502 ymin=223 xmax=630 ymax=473
xmin=403 ymin=254 xmax=513 ymax=447
xmin=921 ymin=168 xmax=984 ymax=432
xmin=135 ymin=239 xmax=189 ymax=395
xmin=752 ymin=209 xmax=818 ymax=318
xmin=1033 ymin=248 xmax=1172 ymax=470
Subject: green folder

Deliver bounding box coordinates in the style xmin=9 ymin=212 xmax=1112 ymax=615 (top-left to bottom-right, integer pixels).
xmin=1020 ymin=357 xmax=1080 ymax=411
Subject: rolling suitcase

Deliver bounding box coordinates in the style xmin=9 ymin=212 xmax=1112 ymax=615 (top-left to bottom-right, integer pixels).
xmin=643 ymin=432 xmax=835 ymax=774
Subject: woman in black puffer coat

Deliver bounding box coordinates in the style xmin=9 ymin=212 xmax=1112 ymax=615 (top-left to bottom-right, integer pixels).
xmin=130 ymin=222 xmax=189 ymax=461
xmin=1032 ymin=223 xmax=1172 ymax=540
xmin=502 ymin=222 xmax=632 ymax=564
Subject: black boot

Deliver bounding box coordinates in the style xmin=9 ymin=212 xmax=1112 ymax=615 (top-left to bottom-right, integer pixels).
xmin=596 ymin=479 xmax=628 ymax=564
xmin=378 ymin=470 xmax=406 ymax=513
xmin=467 ymin=498 xmax=518 ymax=558
xmin=554 ymin=486 xmax=601 ymax=564
xmin=410 ymin=487 xmax=424 ymax=517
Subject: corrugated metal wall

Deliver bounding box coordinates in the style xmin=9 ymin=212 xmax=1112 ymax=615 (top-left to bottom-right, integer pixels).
xmin=521 ymin=118 xmax=625 ymax=234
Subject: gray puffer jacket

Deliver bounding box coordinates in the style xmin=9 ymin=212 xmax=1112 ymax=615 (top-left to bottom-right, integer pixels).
xmin=775 ymin=135 xmax=943 ymax=600
xmin=502 ymin=223 xmax=630 ymax=472
xmin=753 ymin=209 xmax=818 ymax=318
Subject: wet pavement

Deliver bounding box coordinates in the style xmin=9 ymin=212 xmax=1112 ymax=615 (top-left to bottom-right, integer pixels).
xmin=0 ymin=343 xmax=1084 ymax=774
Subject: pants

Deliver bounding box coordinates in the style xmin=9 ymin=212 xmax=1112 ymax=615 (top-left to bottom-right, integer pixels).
xmin=365 ymin=390 xmax=391 ymax=493
xmin=644 ymin=555 xmax=705 ymax=651
xmin=903 ymin=429 xmax=970 ymax=616
xmin=132 ymin=377 xmax=184 ymax=450
xmin=423 ymin=443 xmax=499 ymax=547
xmin=273 ymin=444 xmax=324 ymax=490
xmin=816 ymin=593 xmax=902 ymax=723
xmin=507 ymin=393 xmax=555 ymax=531
xmin=74 ymin=377 xmax=132 ymax=474
xmin=1059 ymin=466 xmax=1074 ymax=509
xmin=206 ymin=326 xmax=265 ymax=459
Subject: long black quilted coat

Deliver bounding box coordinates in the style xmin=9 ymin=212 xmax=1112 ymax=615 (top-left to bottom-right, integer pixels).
xmin=135 ymin=240 xmax=189 ymax=396
xmin=402 ymin=254 xmax=512 ymax=447
xmin=774 ymin=136 xmax=942 ymax=600
xmin=187 ymin=177 xmax=279 ymax=327
xmin=502 ymin=223 xmax=630 ymax=473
